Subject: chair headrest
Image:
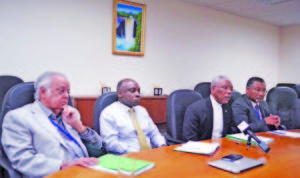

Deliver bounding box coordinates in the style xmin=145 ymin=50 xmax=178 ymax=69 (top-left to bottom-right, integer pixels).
xmin=0 ymin=75 xmax=24 ymax=112
xmin=267 ymin=87 xmax=298 ymax=109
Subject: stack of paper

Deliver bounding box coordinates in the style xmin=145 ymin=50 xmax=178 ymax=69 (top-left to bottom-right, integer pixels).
xmin=90 ymin=154 xmax=155 ymax=176
xmin=226 ymin=133 xmax=274 ymax=144
xmin=174 ymin=141 xmax=220 ymax=155
xmin=268 ymin=130 xmax=300 ymax=138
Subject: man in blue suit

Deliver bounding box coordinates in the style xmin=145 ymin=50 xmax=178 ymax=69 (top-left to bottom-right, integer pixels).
xmin=1 ymin=72 xmax=102 ymax=177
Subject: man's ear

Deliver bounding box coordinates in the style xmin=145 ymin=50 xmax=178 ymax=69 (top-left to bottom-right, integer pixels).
xmin=210 ymin=86 xmax=215 ymax=94
xmin=117 ymin=90 xmax=122 ymax=98
xmin=246 ymin=86 xmax=250 ymax=93
xmin=40 ymin=87 xmax=47 ymax=95
xmin=39 ymin=87 xmax=47 ymax=99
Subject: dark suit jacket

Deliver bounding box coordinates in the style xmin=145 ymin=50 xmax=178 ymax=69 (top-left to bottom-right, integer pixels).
xmin=232 ymin=94 xmax=278 ymax=133
xmin=182 ymin=97 xmax=234 ymax=141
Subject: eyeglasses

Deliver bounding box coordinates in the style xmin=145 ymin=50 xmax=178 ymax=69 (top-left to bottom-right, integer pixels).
xmin=251 ymin=88 xmax=267 ymax=93
xmin=215 ymin=86 xmax=233 ymax=91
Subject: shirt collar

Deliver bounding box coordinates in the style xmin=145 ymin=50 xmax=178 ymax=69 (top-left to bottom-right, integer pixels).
xmin=210 ymin=95 xmax=222 ymax=107
xmin=36 ymin=100 xmax=60 ymax=119
xmin=250 ymin=100 xmax=259 ymax=108
xmin=117 ymin=101 xmax=137 ymax=112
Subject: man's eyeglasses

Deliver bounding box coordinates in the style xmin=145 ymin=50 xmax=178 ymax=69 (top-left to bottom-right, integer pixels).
xmin=252 ymin=88 xmax=267 ymax=93
xmin=215 ymin=86 xmax=234 ymax=91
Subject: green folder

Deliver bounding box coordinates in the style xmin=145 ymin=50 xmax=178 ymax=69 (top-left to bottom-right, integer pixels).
xmin=90 ymin=154 xmax=155 ymax=176
xmin=226 ymin=133 xmax=274 ymax=145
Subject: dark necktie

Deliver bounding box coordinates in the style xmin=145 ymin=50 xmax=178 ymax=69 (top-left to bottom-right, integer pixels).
xmin=254 ymin=104 xmax=261 ymax=120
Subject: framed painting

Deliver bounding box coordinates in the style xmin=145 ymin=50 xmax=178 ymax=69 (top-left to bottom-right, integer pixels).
xmin=112 ymin=0 xmax=146 ymax=56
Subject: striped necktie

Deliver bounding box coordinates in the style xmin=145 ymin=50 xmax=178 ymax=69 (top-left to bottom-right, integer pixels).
xmin=129 ymin=108 xmax=150 ymax=151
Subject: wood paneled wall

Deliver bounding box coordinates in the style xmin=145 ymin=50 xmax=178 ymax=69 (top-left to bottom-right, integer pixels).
xmin=73 ymin=96 xmax=168 ymax=128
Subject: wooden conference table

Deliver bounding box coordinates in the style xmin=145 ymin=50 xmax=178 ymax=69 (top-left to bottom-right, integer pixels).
xmin=46 ymin=130 xmax=300 ymax=178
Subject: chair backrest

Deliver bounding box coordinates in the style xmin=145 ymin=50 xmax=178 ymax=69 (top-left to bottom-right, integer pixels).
xmin=228 ymin=90 xmax=242 ymax=106
xmin=295 ymin=84 xmax=300 ymax=98
xmin=0 ymin=75 xmax=24 ymax=117
xmin=276 ymin=83 xmax=296 ymax=90
xmin=166 ymin=89 xmax=202 ymax=145
xmin=0 ymin=82 xmax=35 ymax=158
xmin=93 ymin=92 xmax=118 ymax=134
xmin=194 ymin=82 xmax=211 ymax=98
xmin=266 ymin=87 xmax=298 ymax=129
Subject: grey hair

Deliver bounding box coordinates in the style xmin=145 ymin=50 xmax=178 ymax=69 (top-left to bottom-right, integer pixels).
xmin=211 ymin=76 xmax=231 ymax=87
xmin=34 ymin=72 xmax=67 ymax=100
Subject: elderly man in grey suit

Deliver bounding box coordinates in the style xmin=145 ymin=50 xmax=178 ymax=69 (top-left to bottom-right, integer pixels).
xmin=1 ymin=72 xmax=102 ymax=177
xmin=232 ymin=77 xmax=284 ymax=133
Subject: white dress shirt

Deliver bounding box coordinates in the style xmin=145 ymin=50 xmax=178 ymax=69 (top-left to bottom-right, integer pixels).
xmin=210 ymin=95 xmax=223 ymax=139
xmin=100 ymin=101 xmax=166 ymax=154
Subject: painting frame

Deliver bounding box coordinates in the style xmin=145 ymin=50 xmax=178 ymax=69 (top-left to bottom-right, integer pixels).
xmin=112 ymin=0 xmax=146 ymax=56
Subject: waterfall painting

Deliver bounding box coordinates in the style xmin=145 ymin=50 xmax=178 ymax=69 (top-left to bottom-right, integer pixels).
xmin=112 ymin=0 xmax=146 ymax=56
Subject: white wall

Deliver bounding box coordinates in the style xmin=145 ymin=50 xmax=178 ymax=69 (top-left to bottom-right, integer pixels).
xmin=0 ymin=0 xmax=280 ymax=96
xmin=279 ymin=25 xmax=300 ymax=83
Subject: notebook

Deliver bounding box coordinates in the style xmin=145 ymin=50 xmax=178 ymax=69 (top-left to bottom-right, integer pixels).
xmin=174 ymin=141 xmax=220 ymax=155
xmin=89 ymin=154 xmax=155 ymax=176
xmin=208 ymin=157 xmax=265 ymax=174
xmin=226 ymin=133 xmax=274 ymax=145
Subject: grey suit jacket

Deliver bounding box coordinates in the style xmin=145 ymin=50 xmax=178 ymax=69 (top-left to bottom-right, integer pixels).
xmin=1 ymin=101 xmax=102 ymax=178
xmin=182 ymin=98 xmax=234 ymax=141
xmin=232 ymin=94 xmax=276 ymax=133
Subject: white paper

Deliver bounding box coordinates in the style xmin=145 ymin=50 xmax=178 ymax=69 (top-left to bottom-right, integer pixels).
xmin=174 ymin=141 xmax=220 ymax=154
xmin=269 ymin=130 xmax=300 ymax=138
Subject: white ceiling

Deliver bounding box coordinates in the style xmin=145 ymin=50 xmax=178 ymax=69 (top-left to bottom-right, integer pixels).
xmin=181 ymin=0 xmax=300 ymax=26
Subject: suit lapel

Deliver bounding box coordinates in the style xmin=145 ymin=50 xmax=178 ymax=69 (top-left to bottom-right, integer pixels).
xmin=243 ymin=95 xmax=258 ymax=121
xmin=206 ymin=98 xmax=213 ymax=139
xmin=30 ymin=102 xmax=70 ymax=151
xmin=259 ymin=103 xmax=269 ymax=118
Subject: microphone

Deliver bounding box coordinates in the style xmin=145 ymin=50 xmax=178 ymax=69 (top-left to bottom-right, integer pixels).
xmin=237 ymin=121 xmax=270 ymax=153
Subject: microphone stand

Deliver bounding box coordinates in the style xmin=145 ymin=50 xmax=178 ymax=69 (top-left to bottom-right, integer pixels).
xmin=245 ymin=133 xmax=270 ymax=153
xmin=246 ymin=135 xmax=252 ymax=150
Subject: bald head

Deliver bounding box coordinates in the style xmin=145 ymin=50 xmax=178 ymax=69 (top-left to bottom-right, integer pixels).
xmin=117 ymin=79 xmax=140 ymax=107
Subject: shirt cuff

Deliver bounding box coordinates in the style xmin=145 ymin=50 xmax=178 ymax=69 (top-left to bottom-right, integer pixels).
xmin=79 ymin=127 xmax=93 ymax=138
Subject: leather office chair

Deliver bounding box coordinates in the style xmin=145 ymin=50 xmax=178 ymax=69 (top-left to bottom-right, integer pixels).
xmin=93 ymin=92 xmax=118 ymax=135
xmin=0 ymin=82 xmax=34 ymax=178
xmin=266 ymin=87 xmax=299 ymax=130
xmin=166 ymin=89 xmax=202 ymax=145
xmin=194 ymin=82 xmax=211 ymax=98
xmin=0 ymin=75 xmax=23 ymax=118
xmin=228 ymin=90 xmax=242 ymax=106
